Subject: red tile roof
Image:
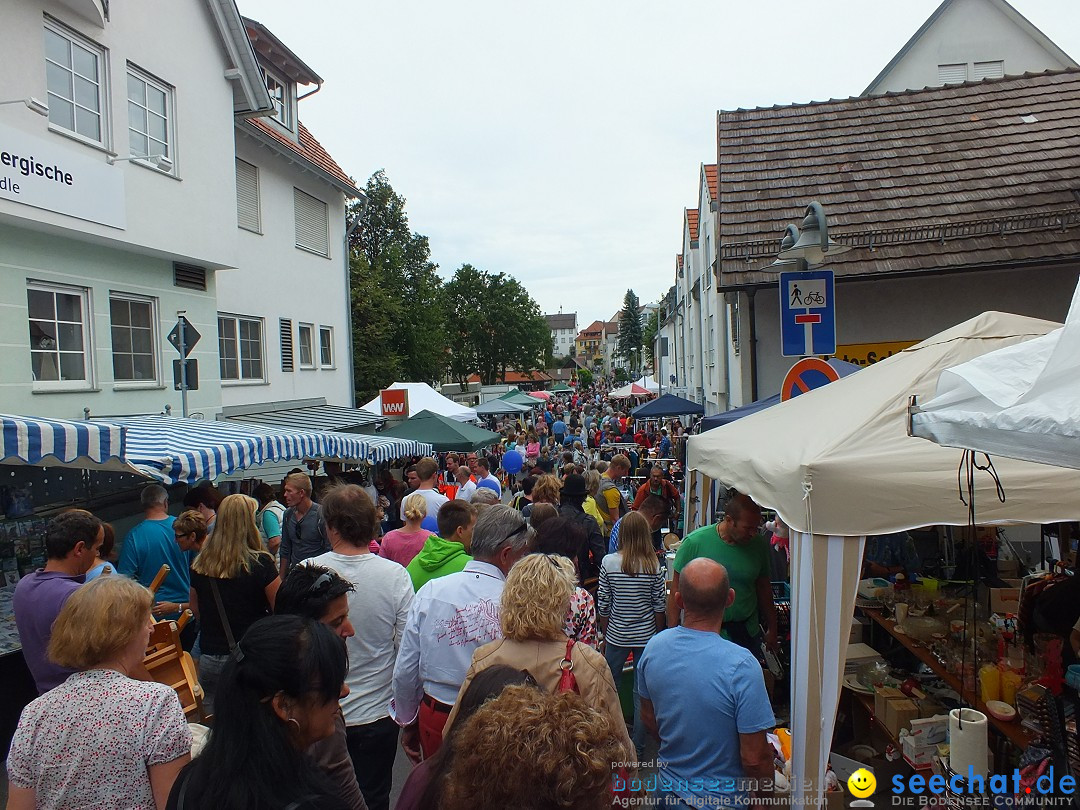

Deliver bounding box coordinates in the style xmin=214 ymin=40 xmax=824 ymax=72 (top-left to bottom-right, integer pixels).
xmin=467 ymin=371 xmax=551 ymax=384
xmin=676 ymin=254 xmax=683 ymax=270
xmin=246 ymin=117 xmax=359 ymax=194
xmin=704 ymin=164 xmax=718 ymax=200
xmin=717 ymin=70 xmax=1080 ymax=288
xmin=578 ymin=320 xmax=605 ymax=339
xmin=686 ymin=208 xmax=699 ymax=242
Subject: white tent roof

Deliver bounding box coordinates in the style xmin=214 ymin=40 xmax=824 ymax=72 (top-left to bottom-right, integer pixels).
xmin=360 ymin=383 xmax=477 ymax=423
xmin=687 ymin=310 xmax=1080 ymax=536
xmin=634 ymin=375 xmax=660 ymax=392
xmin=912 ymin=280 xmax=1080 ymax=469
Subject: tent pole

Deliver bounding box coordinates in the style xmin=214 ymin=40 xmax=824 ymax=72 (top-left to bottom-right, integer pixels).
xmin=747 ymin=289 xmax=759 ymax=402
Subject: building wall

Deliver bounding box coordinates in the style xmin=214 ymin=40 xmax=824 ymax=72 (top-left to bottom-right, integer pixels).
xmin=219 ymin=134 xmax=351 ymax=408
xmin=746 ymin=265 xmax=1079 ymax=400
xmin=868 ymin=0 xmax=1073 ymax=95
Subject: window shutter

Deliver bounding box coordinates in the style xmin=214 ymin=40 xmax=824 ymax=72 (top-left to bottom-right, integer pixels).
xmin=173 ymin=263 xmax=206 ymax=291
xmin=236 ymin=159 xmax=260 ymax=232
xmin=294 ymin=188 xmax=329 ymax=256
xmin=937 ymin=63 xmax=967 ymax=85
xmin=280 ymin=318 xmax=294 ymax=372
xmin=973 ymin=60 xmax=1004 ymax=81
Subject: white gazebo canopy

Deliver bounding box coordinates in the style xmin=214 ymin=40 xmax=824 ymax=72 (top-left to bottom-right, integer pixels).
xmin=360 ymin=382 xmax=477 ymax=423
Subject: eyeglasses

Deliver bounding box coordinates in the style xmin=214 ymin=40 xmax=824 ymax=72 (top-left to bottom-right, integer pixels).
xmin=502 ymin=522 xmax=528 ymax=543
xmin=309 ymin=571 xmax=334 ymax=594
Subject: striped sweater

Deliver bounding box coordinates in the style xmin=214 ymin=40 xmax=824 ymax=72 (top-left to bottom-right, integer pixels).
xmin=596 ymin=552 xmax=667 ymax=647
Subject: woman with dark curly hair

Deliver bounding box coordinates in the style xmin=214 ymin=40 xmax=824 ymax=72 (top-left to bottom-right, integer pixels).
xmin=441 ymin=686 xmax=628 ymax=810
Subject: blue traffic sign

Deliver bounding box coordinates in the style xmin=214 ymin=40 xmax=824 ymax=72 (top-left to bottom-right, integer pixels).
xmin=779 ymin=269 xmax=836 ymax=357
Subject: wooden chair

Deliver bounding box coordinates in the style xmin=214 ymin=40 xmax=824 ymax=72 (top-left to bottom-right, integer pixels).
xmin=144 ymin=609 xmax=208 ymax=723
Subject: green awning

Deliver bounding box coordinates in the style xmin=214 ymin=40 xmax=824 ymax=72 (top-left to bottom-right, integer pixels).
xmin=378 ymin=410 xmax=504 ymax=452
xmin=550 ymin=383 xmax=573 ymax=392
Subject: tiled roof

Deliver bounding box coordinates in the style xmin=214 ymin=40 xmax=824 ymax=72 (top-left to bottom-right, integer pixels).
xmin=676 ymin=254 xmax=683 ymax=271
xmin=717 ymin=70 xmax=1080 ymax=288
xmin=686 ymin=208 xmax=699 ymax=242
xmin=245 ymin=117 xmax=360 ymax=195
xmin=704 ymin=164 xmax=718 ymax=200
xmin=545 ymin=313 xmax=577 ymax=331
xmin=578 ymin=320 xmax=605 ymax=339
xmin=467 ymin=371 xmax=551 ymax=384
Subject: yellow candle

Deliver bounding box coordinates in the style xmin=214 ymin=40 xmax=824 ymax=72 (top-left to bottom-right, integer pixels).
xmin=979 ymin=664 xmax=1001 ymax=704
xmin=1001 ymin=671 xmax=1022 ymax=706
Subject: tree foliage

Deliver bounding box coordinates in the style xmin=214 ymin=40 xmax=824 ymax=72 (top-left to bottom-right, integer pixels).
xmin=348 ymin=171 xmax=446 ymax=403
xmin=444 ymin=264 xmax=550 ymax=386
xmin=617 ymin=289 xmax=644 ymax=370
xmin=577 ymin=368 xmax=593 ymax=388
xmin=642 ymin=308 xmax=660 ymax=371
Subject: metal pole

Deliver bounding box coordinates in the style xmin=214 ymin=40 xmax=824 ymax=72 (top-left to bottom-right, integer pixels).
xmin=178 ymin=311 xmax=189 ymax=418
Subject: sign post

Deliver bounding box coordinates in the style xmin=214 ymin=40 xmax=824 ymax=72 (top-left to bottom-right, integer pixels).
xmin=779 ymin=269 xmax=836 ymax=357
xmin=168 ymin=314 xmax=202 ymax=417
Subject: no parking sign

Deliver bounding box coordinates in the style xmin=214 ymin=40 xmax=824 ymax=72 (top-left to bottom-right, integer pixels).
xmin=781 ymin=358 xmax=840 ymax=402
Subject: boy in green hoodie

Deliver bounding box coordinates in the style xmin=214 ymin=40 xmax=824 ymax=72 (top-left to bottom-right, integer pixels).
xmin=406 ymin=500 xmax=476 ymax=591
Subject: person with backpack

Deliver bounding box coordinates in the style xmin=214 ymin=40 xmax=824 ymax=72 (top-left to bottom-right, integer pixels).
xmin=254 ymin=483 xmax=286 ymax=556
xmin=597 ymin=455 xmax=631 ymax=536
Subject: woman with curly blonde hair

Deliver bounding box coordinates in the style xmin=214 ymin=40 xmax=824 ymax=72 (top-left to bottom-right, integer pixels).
xmin=190 ymin=494 xmax=280 ymax=713
xmin=520 ymin=473 xmax=560 ymax=520
xmin=441 ymin=686 xmax=628 ymax=810
xmin=444 ymin=554 xmax=632 ymax=754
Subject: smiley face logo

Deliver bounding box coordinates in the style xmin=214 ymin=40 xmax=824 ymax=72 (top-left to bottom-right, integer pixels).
xmin=847 ymin=768 xmax=876 ymax=798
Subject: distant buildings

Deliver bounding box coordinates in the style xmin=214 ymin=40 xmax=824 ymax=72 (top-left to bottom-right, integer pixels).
xmin=544 ymin=312 xmax=577 ymax=358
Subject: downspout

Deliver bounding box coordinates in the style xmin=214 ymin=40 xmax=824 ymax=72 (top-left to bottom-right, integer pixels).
xmin=747 ymin=288 xmax=759 ymax=402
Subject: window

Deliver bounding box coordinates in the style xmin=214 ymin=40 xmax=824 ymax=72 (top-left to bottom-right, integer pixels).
xmin=109 ymin=294 xmax=157 ymax=383
xmin=264 ymin=68 xmax=293 ymax=131
xmin=938 ymin=63 xmax=967 ymax=85
xmin=297 ymin=323 xmax=314 ymax=368
xmin=236 ymin=159 xmax=261 ymax=232
xmin=27 ymin=283 xmax=92 ymax=389
xmin=44 ymin=20 xmax=107 ymax=145
xmin=218 ymin=315 xmax=264 ymax=382
xmin=280 ymin=318 xmax=294 ymax=372
xmin=294 ymin=189 xmax=329 ymax=256
xmin=126 ymin=67 xmax=173 ymax=171
xmin=319 ymin=326 xmax=333 ymax=368
xmin=974 ymin=60 xmax=1004 ymax=81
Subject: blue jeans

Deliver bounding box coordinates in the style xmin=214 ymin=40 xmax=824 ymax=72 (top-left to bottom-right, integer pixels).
xmin=604 ymin=642 xmax=646 ymax=756
xmin=197 ymin=653 xmax=229 ymax=716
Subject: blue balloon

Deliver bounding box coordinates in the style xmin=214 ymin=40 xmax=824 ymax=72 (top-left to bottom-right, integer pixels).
xmin=502 ymin=450 xmax=523 ymax=474
xmin=421 ymin=516 xmax=439 ymax=533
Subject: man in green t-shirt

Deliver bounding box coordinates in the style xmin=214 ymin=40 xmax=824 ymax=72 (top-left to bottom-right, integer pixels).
xmin=668 ymin=493 xmax=777 ymax=659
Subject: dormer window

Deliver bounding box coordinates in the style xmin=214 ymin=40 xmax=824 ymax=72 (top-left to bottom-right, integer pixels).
xmin=263 ymin=67 xmax=294 ymax=131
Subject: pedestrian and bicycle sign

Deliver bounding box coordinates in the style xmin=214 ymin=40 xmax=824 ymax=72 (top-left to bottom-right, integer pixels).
xmin=779 ymin=269 xmax=836 ymax=357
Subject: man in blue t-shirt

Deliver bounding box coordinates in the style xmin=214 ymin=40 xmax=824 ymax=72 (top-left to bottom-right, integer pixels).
xmin=638 ymin=558 xmax=774 ymax=807
xmin=118 ymin=484 xmax=193 ymax=620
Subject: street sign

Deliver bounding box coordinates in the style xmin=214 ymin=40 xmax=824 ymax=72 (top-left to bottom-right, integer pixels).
xmin=167 ymin=316 xmax=201 ymax=358
xmin=781 ymin=358 xmax=840 ymax=402
xmin=779 ymin=269 xmax=836 ymax=357
xmin=173 ymin=359 xmax=199 ymax=391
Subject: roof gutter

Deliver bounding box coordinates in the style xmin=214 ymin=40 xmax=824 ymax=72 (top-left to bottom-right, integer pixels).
xmin=207 ymin=0 xmax=274 ymax=115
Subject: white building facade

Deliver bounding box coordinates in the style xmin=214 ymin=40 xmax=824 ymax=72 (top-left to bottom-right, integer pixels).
xmin=544 ymin=312 xmax=577 ymax=358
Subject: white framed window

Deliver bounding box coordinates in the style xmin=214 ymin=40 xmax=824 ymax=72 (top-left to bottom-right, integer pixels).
xmin=109 ymin=293 xmax=158 ymax=384
xmin=319 ymin=326 xmax=334 ymax=368
xmin=297 ymin=323 xmax=315 ymax=368
xmin=294 ymin=189 xmax=329 ymax=256
xmin=218 ymin=314 xmax=264 ymax=382
xmin=236 ymin=159 xmax=261 ymax=232
xmin=27 ymin=282 xmax=93 ymax=390
xmin=44 ymin=19 xmax=108 ymax=146
xmin=264 ymin=68 xmax=294 ymax=131
xmin=126 ymin=66 xmax=174 ymax=172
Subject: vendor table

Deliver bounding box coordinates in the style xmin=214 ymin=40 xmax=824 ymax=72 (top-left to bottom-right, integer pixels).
xmin=861 ymin=608 xmax=1033 ymax=750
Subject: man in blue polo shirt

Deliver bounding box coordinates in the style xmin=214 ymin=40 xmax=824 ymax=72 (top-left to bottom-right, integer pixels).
xmin=119 ymin=484 xmax=194 ymax=621
xmin=638 ymin=558 xmax=774 ymax=807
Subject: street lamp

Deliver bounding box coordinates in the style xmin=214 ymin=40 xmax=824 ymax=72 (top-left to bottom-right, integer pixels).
xmin=0 ymin=97 xmax=49 ymax=117
xmin=776 ymin=201 xmax=850 ymax=266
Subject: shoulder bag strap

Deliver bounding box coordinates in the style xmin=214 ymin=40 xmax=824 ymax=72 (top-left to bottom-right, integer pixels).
xmin=209 ymin=579 xmax=237 ymax=652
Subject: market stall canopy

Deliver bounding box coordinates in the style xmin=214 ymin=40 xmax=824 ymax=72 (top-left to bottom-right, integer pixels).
xmin=102 ymin=415 xmax=431 ymax=485
xmin=634 ymin=375 xmax=660 ymax=392
xmin=528 ymin=390 xmax=551 ymax=400
xmin=911 ymin=280 xmax=1080 ymax=469
xmin=1 ymin=413 xmax=139 ymax=474
xmin=549 ymin=383 xmax=573 ymax=392
xmin=687 ymin=311 xmax=1080 ymax=536
xmin=630 ymin=393 xmax=704 ymax=418
xmin=497 ymin=389 xmax=543 ymax=408
xmin=378 ymin=410 xmax=503 ymax=453
xmin=698 ymin=360 xmax=860 ymax=431
xmin=609 ymin=383 xmax=653 ymax=399
xmin=360 ymin=383 xmax=477 ymax=423
xmin=473 ymin=399 xmax=534 ymax=417
xmin=221 ymin=399 xmax=383 ymax=433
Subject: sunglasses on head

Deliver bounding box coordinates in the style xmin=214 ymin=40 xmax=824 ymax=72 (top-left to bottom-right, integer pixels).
xmin=309 ymin=571 xmax=334 ymax=594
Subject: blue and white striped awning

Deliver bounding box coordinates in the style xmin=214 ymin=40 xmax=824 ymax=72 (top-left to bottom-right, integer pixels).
xmin=1 ymin=413 xmax=136 ymax=473
xmin=102 ymin=415 xmax=430 ymax=485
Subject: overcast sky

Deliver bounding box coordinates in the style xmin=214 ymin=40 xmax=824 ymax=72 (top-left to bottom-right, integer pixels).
xmin=238 ymin=0 xmax=1080 ymax=328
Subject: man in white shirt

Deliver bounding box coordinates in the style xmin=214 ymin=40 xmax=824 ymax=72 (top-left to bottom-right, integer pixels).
xmin=390 ymin=505 xmax=531 ymax=760
xmin=399 ymin=457 xmax=448 ymax=522
xmin=453 ymin=464 xmax=476 ymax=502
xmin=308 ymin=484 xmax=414 ymax=810
xmin=470 ymin=455 xmax=502 ymax=498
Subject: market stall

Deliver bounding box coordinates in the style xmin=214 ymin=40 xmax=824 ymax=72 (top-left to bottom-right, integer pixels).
xmin=609 ymin=382 xmax=654 ymax=400
xmin=630 ymin=393 xmax=703 ymax=418
xmin=378 ymin=409 xmax=503 ymax=453
xmin=361 ymin=382 xmax=479 ymax=422
xmin=686 ymin=310 xmax=1080 ymax=803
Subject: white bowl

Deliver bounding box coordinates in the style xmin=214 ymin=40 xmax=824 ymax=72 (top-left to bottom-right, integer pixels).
xmin=985 ymin=700 xmax=1016 ymax=721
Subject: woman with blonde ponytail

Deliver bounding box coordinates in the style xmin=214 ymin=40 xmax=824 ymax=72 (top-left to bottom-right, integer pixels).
xmin=378 ymin=493 xmax=435 ymax=567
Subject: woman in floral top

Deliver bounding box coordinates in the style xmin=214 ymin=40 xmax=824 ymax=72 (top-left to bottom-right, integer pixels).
xmin=6 ymin=576 xmax=191 ymax=809
xmin=529 ymin=517 xmax=599 ymax=647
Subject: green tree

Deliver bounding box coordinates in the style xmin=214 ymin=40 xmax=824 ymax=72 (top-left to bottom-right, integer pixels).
xmin=614 ymin=367 xmax=630 ymax=384
xmin=577 ymin=368 xmax=593 ymax=388
xmin=348 ymin=171 xmax=447 ymax=402
xmin=642 ymin=308 xmax=660 ymax=370
xmin=444 ymin=264 xmax=550 ymax=385
xmin=617 ymin=289 xmax=644 ymax=371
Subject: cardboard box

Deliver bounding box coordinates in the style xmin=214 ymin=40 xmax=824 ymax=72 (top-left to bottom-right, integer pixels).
xmin=845 ymin=642 xmax=883 ymax=674
xmin=884 ymin=699 xmax=919 ymax=739
xmin=997 ymin=559 xmax=1020 ymax=578
xmin=907 ymin=714 xmax=948 ymax=746
xmin=874 ymin=687 xmax=906 ymax=720
xmin=902 ymin=735 xmax=935 ymax=770
xmin=989 ymin=578 xmax=1023 ymax=614
xmin=850 ymin=616 xmax=868 ymax=645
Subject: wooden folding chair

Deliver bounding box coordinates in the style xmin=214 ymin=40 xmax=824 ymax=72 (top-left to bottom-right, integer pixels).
xmin=144 ymin=609 xmax=209 ymax=723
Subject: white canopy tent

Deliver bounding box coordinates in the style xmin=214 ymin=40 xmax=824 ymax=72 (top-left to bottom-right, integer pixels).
xmin=686 ymin=311 xmax=1080 ymax=803
xmin=360 ymin=383 xmax=478 ymax=423
xmin=912 ymin=279 xmax=1080 ymax=469
xmin=634 ymin=375 xmax=660 ymax=392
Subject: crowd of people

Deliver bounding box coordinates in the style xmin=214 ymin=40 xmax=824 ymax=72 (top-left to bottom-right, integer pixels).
xmin=7 ymin=383 xmax=788 ymax=809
